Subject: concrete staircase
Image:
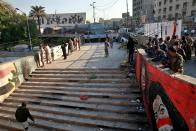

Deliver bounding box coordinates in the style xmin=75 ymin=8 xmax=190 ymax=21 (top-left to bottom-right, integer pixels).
xmin=0 ymin=68 xmax=151 ymax=131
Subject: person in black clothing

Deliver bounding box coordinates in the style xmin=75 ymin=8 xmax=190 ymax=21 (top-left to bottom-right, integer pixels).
xmin=159 ymin=38 xmax=168 ymax=52
xmin=127 ymin=36 xmax=135 ymax=63
xmin=152 ymin=45 xmax=167 ymax=62
xmin=104 ymin=38 xmax=110 ymax=57
xmin=174 ymin=41 xmax=186 ymax=61
xmin=61 ymin=41 xmax=67 ymax=59
xmin=15 ymin=102 xmax=34 ymax=131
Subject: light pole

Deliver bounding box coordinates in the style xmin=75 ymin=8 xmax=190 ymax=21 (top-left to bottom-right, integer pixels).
xmin=90 ymin=2 xmax=96 ymax=23
xmin=126 ymin=0 xmax=129 ymax=28
xmin=16 ymin=8 xmax=32 ymax=50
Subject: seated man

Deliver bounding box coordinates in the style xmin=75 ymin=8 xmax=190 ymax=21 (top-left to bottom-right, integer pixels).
xmin=174 ymin=41 xmax=186 ymax=61
xmin=168 ymin=46 xmax=184 ymax=74
xmin=146 ymin=42 xmax=156 ymax=58
xmin=152 ymin=46 xmax=167 ymax=63
xmin=159 ymin=38 xmax=168 ymax=52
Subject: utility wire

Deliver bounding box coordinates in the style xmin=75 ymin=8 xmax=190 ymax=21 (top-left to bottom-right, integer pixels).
xmin=95 ymin=0 xmax=118 ymax=7
xmin=96 ymin=0 xmax=120 ymax=11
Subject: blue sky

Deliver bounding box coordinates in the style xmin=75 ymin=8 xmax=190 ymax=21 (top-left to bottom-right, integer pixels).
xmin=6 ymin=0 xmax=132 ymax=22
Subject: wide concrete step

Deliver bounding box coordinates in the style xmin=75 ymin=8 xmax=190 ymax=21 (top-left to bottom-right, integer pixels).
xmin=0 ymin=112 xmax=120 ymax=131
xmin=15 ymin=88 xmax=137 ymax=99
xmin=37 ymin=68 xmax=127 ymax=71
xmin=0 ymin=116 xmax=46 ymax=131
xmin=11 ymin=92 xmax=138 ymax=106
xmin=32 ymin=70 xmax=127 ymax=74
xmin=4 ymin=97 xmax=145 ymax=114
xmin=22 ymin=81 xmax=131 ymax=88
xmin=30 ymin=73 xmax=127 ymax=79
xmin=19 ymin=85 xmax=136 ymax=94
xmin=0 ymin=102 xmax=147 ymax=123
xmin=27 ymin=77 xmax=131 ymax=83
xmin=0 ymin=106 xmax=149 ymax=131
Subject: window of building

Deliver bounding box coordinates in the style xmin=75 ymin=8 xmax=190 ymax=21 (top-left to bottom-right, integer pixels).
xmin=159 ymin=1 xmax=162 ymax=6
xmin=193 ymin=0 xmax=196 ymax=6
xmin=191 ymin=10 xmax=196 ymax=16
xmin=169 ymin=6 xmax=173 ymax=11
xmin=164 ymin=0 xmax=167 ymax=5
xmin=182 ymin=11 xmax=186 ymax=17
xmin=183 ymin=2 xmax=188 ymax=8
xmin=159 ymin=9 xmax=161 ymax=13
xmin=163 ymin=8 xmax=167 ymax=13
xmin=170 ymin=0 xmax=173 ymax=3
xmin=176 ymin=4 xmax=180 ymax=10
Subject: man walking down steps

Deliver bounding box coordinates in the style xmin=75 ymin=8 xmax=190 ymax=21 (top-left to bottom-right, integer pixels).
xmin=15 ymin=102 xmax=35 ymax=131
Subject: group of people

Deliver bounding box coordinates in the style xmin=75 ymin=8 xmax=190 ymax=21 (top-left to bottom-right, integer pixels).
xmin=36 ymin=43 xmax=54 ymax=68
xmin=61 ymin=37 xmax=81 ymax=60
xmin=146 ymin=34 xmax=196 ymax=74
xmin=34 ymin=37 xmax=82 ymax=68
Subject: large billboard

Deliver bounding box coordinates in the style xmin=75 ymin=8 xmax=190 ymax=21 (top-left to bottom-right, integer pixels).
xmin=36 ymin=12 xmax=86 ymax=28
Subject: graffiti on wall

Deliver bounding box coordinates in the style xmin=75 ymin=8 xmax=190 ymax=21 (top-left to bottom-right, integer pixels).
xmin=43 ymin=13 xmax=86 ymax=25
xmin=0 ymin=63 xmax=19 ymax=96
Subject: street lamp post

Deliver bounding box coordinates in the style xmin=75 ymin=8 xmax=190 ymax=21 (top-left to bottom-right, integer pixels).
xmin=16 ymin=8 xmax=32 ymax=51
xmin=90 ymin=2 xmax=96 ymax=23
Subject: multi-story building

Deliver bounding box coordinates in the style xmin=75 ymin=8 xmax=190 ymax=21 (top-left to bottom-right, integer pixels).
xmin=99 ymin=18 xmax=123 ymax=30
xmin=154 ymin=0 xmax=196 ymax=21
xmin=133 ymin=0 xmax=154 ymax=26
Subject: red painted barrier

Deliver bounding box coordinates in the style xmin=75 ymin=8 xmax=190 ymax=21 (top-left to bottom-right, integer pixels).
xmin=136 ymin=49 xmax=196 ymax=131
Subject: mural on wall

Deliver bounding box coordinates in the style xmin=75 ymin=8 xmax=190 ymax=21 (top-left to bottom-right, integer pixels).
xmin=0 ymin=63 xmax=19 ymax=96
xmin=0 ymin=56 xmax=37 ymax=99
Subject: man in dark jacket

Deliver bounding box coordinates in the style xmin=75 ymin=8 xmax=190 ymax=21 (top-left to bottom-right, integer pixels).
xmin=152 ymin=45 xmax=167 ymax=62
xmin=127 ymin=36 xmax=135 ymax=63
xmin=15 ymin=102 xmax=34 ymax=131
xmin=61 ymin=41 xmax=67 ymax=59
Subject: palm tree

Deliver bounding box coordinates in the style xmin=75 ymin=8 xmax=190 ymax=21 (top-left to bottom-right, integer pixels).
xmin=29 ymin=5 xmax=45 ymax=34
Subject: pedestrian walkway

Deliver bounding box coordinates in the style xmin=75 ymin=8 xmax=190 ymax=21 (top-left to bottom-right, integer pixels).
xmin=45 ymin=42 xmax=127 ymax=69
xmin=0 ymin=42 xmax=152 ymax=131
xmin=184 ymin=57 xmax=196 ymax=78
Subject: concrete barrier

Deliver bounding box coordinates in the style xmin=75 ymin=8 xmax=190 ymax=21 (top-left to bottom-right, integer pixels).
xmin=136 ymin=49 xmax=196 ymax=130
xmin=0 ymin=56 xmax=37 ymax=102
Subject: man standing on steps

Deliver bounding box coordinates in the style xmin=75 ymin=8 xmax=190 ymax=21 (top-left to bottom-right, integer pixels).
xmin=127 ymin=36 xmax=135 ymax=64
xmin=104 ymin=38 xmax=110 ymax=57
xmin=15 ymin=102 xmax=35 ymax=131
xmin=61 ymin=41 xmax=67 ymax=60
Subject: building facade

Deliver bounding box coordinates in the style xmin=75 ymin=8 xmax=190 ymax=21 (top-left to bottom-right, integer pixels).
xmin=154 ymin=0 xmax=196 ymax=21
xmin=99 ymin=18 xmax=123 ymax=30
xmin=133 ymin=0 xmax=154 ymax=26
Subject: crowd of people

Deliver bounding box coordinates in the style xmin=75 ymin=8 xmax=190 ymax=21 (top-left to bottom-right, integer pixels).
xmin=61 ymin=37 xmax=81 ymax=60
xmin=146 ymin=34 xmax=196 ymax=74
xmin=34 ymin=37 xmax=82 ymax=68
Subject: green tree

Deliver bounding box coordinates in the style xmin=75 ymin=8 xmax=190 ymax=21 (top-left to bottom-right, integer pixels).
xmin=29 ymin=5 xmax=46 ymax=34
xmin=0 ymin=1 xmax=39 ymax=50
